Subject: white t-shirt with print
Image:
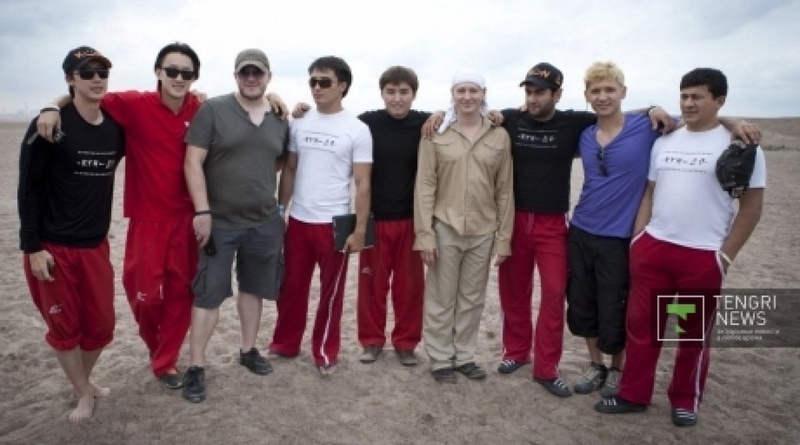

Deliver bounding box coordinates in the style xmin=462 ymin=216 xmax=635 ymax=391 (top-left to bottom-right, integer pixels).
xmin=288 ymin=109 xmax=373 ymax=223
xmin=646 ymin=125 xmax=766 ymax=251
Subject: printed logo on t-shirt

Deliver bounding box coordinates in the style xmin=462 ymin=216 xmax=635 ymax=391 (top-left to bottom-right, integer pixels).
xmin=516 ymin=128 xmax=557 ymax=148
xmin=75 ymin=150 xmax=118 ymax=177
xmin=657 ymin=150 xmax=714 ymax=174
xmin=48 ymin=304 xmax=62 ymax=315
xmin=298 ymin=130 xmax=339 ymax=152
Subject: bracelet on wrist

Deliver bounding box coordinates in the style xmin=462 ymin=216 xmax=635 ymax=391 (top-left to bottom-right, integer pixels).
xmin=194 ymin=210 xmax=212 ymax=216
xmin=40 ymin=105 xmax=60 ymax=113
xmin=646 ymin=106 xmax=657 ymax=115
xmin=719 ymin=251 xmax=733 ymax=265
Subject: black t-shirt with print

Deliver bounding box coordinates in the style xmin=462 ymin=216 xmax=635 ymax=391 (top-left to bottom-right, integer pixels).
xmin=19 ymin=103 xmax=124 ymax=252
xmin=501 ymin=108 xmax=596 ymax=213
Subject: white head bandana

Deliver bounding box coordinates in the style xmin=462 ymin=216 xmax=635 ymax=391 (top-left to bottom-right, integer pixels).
xmin=438 ymin=67 xmax=489 ymax=134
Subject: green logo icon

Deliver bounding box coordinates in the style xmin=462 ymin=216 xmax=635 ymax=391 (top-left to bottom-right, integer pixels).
xmin=666 ymin=303 xmax=696 ymax=333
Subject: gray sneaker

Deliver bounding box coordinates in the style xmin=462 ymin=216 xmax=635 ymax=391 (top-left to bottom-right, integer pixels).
xmin=396 ymin=349 xmax=418 ymax=367
xmin=600 ymin=367 xmax=621 ymax=398
xmin=359 ymin=346 xmax=382 ymax=363
xmin=574 ymin=362 xmax=608 ymax=394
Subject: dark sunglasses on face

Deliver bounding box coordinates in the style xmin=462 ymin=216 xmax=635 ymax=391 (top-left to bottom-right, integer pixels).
xmin=163 ymin=67 xmax=195 ymax=80
xmin=77 ymin=68 xmax=110 ymax=80
xmin=237 ymin=67 xmax=266 ymax=79
xmin=308 ymin=77 xmax=334 ymax=89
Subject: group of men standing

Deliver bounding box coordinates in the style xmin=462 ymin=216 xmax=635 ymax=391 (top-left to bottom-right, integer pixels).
xmin=19 ymin=41 xmax=765 ymax=430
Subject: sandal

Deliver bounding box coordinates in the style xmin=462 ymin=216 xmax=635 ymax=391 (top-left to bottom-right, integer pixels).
xmin=318 ymin=364 xmax=338 ymax=377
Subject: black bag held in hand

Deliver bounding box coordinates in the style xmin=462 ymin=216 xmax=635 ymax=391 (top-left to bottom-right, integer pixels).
xmin=716 ymin=140 xmax=758 ymax=198
xmin=332 ymin=214 xmax=375 ymax=251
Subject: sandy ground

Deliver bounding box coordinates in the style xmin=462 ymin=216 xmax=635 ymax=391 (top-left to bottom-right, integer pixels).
xmin=0 ymin=120 xmax=798 ymax=445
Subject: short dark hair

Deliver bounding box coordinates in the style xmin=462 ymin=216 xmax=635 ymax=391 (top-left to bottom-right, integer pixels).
xmin=154 ymin=42 xmax=201 ymax=79
xmin=680 ymin=68 xmax=728 ymax=98
xmin=308 ymin=56 xmax=352 ymax=97
xmin=379 ymin=66 xmax=419 ymax=93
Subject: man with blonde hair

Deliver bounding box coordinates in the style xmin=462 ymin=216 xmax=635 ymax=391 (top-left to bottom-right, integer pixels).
xmin=568 ymin=61 xmax=667 ymax=397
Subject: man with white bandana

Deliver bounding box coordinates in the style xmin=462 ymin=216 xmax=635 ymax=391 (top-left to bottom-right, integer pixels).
xmin=413 ymin=68 xmax=513 ymax=383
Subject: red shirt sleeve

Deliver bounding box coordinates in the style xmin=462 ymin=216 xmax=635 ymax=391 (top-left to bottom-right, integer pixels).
xmin=101 ymin=90 xmax=144 ymax=127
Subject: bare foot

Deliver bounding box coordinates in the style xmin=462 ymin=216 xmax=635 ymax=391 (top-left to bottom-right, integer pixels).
xmin=73 ymin=383 xmax=110 ymax=398
xmin=90 ymin=382 xmax=110 ymax=398
xmin=68 ymin=394 xmax=95 ymax=424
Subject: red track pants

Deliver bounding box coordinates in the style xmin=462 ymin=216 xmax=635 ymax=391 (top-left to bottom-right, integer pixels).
xmin=619 ymin=232 xmax=724 ymax=412
xmin=497 ymin=211 xmax=569 ymax=379
xmin=270 ymin=217 xmax=349 ymax=367
xmin=357 ymin=218 xmax=424 ymax=351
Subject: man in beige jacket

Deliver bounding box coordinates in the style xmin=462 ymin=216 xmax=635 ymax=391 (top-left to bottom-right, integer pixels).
xmin=414 ymin=68 xmax=514 ymax=383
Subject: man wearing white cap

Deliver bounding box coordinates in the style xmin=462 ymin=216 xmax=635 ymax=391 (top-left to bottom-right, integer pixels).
xmin=414 ymin=68 xmax=513 ymax=383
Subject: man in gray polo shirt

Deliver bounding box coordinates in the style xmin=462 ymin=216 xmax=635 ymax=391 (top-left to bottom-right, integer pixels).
xmin=182 ymin=48 xmax=288 ymax=403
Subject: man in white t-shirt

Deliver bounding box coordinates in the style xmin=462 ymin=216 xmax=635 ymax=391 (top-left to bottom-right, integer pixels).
xmin=268 ymin=56 xmax=373 ymax=376
xmin=595 ymin=68 xmax=766 ymax=427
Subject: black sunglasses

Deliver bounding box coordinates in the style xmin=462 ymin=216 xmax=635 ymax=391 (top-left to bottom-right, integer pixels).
xmin=237 ymin=67 xmax=266 ymax=79
xmin=596 ymin=146 xmax=609 ymax=177
xmin=163 ymin=67 xmax=195 ymax=80
xmin=77 ymin=68 xmax=110 ymax=80
xmin=308 ymin=77 xmax=334 ymax=89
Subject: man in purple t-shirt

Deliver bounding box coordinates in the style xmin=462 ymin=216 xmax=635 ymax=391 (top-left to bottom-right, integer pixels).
xmin=567 ymin=62 xmax=664 ymax=398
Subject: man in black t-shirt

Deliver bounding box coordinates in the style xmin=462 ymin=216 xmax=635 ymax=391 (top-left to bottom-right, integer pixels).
xmin=495 ymin=63 xmax=596 ymax=398
xmin=357 ymin=66 xmax=430 ymax=367
xmin=18 ymin=46 xmax=124 ymax=423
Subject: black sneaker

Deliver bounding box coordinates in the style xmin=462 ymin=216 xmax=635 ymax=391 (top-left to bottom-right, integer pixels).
xmin=240 ymin=348 xmax=273 ymax=376
xmin=594 ymin=396 xmax=647 ymax=414
xmin=159 ymin=371 xmax=184 ymax=389
xmin=455 ymin=362 xmax=487 ymax=380
xmin=534 ymin=377 xmax=573 ymax=398
xmin=182 ymin=366 xmax=206 ymax=403
xmin=671 ymin=408 xmax=698 ymax=427
xmin=497 ymin=359 xmax=528 ymax=374
xmin=431 ymin=368 xmax=457 ymax=384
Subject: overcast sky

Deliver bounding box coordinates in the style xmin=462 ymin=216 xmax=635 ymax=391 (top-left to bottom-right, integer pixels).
xmin=1 ymin=0 xmax=798 ymax=118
